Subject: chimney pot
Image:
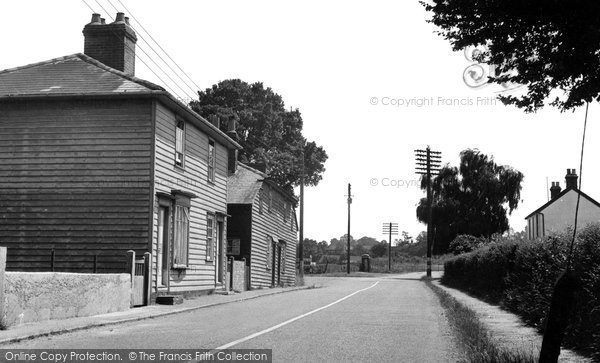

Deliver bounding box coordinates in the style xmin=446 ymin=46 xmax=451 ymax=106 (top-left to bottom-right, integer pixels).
xmin=550 ymin=181 xmax=562 ymax=200
xmin=114 ymin=12 xmax=126 ymax=23
xmin=90 ymin=13 xmax=102 ymax=24
xmin=100 ymin=18 xmax=106 ymax=24
xmin=565 ymin=168 xmax=578 ymax=189
xmin=124 ymin=16 xmax=130 ymax=25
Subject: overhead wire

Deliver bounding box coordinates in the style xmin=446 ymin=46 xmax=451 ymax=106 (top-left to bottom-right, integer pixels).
xmin=104 ymin=0 xmax=199 ymax=96
xmin=90 ymin=0 xmax=195 ymax=101
xmin=567 ymin=102 xmax=589 ymax=270
xmin=114 ymin=0 xmax=203 ymax=92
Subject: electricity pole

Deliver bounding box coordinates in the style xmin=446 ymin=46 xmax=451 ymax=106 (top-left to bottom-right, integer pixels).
xmin=346 ymin=183 xmax=352 ymax=274
xmin=298 ymin=171 xmax=304 ymax=278
xmin=415 ymin=146 xmax=441 ymax=278
xmin=382 ymin=222 xmax=399 ymax=272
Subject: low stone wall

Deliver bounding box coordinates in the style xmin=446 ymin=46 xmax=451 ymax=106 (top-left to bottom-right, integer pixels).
xmin=3 ymin=272 xmax=130 ymax=327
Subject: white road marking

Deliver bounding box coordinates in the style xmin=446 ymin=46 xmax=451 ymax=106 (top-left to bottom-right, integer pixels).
xmin=214 ymin=281 xmax=380 ymax=350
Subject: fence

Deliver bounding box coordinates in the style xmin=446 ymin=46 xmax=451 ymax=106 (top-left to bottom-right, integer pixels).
xmin=7 ymin=248 xmax=129 ymax=273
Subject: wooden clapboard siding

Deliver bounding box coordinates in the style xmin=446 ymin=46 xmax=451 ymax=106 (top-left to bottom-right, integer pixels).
xmin=151 ymin=102 xmax=228 ymax=293
xmin=249 ymin=184 xmax=298 ymax=288
xmin=0 ymin=99 xmax=153 ymax=272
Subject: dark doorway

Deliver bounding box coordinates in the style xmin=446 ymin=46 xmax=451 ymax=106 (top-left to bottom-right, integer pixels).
xmin=158 ymin=206 xmax=170 ymax=287
xmin=271 ymin=239 xmax=277 ymax=286
xmin=277 ymin=244 xmax=282 ymax=286
xmin=216 ymin=220 xmax=224 ymax=284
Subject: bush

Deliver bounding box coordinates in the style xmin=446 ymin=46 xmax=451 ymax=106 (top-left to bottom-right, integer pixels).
xmin=442 ymin=225 xmax=600 ymax=360
xmin=448 ymin=235 xmax=488 ymax=255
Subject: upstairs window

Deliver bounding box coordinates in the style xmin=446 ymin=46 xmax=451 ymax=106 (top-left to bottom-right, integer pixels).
xmin=208 ymin=140 xmax=216 ymax=182
xmin=175 ymin=120 xmax=185 ymax=167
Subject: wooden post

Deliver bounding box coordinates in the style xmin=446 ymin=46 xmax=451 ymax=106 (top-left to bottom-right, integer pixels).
xmin=0 ymin=247 xmax=6 ymax=327
xmin=347 ymin=183 xmax=352 ymax=274
xmin=126 ymin=250 xmax=135 ymax=308
xmin=143 ymin=252 xmax=151 ymax=306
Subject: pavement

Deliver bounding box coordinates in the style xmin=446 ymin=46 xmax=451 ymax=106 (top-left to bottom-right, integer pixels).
xmin=434 ymin=280 xmax=592 ymax=363
xmin=0 ymin=285 xmax=312 ymax=346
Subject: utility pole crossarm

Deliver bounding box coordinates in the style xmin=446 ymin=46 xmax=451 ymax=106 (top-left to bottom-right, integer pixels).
xmin=415 ymin=146 xmax=442 ymax=278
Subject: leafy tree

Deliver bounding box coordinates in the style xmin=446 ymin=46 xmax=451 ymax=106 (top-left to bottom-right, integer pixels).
xmin=370 ymin=241 xmax=389 ymax=258
xmin=417 ymin=149 xmax=523 ymax=254
xmin=190 ymin=79 xmax=328 ymax=193
xmin=422 ymin=0 xmax=600 ymax=111
xmin=399 ymin=231 xmax=413 ymax=246
xmin=395 ymin=232 xmax=428 ymax=257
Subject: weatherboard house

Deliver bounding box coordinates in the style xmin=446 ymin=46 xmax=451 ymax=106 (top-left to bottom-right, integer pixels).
xmin=0 ymin=13 xmax=241 ymax=301
xmin=226 ymin=162 xmax=298 ymax=288
xmin=525 ymin=169 xmax=600 ymax=239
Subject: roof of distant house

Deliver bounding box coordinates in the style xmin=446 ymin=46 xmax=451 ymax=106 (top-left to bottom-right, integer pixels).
xmin=227 ymin=162 xmax=297 ymax=205
xmin=525 ymin=187 xmax=600 ymax=219
xmin=0 ymin=53 xmax=241 ymax=150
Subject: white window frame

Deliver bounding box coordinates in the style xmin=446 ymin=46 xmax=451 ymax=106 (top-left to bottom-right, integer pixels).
xmin=208 ymin=140 xmax=216 ymax=183
xmin=175 ymin=120 xmax=185 ymax=167
xmin=206 ymin=213 xmax=216 ymax=261
xmin=173 ymin=204 xmax=190 ymax=268
xmin=266 ymin=235 xmax=272 ymax=270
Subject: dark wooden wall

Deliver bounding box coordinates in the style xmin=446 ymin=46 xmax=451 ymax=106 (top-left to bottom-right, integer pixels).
xmin=0 ymin=98 xmax=153 ymax=272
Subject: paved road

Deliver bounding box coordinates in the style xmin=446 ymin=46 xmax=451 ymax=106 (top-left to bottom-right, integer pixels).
xmin=6 ymin=275 xmax=459 ymax=362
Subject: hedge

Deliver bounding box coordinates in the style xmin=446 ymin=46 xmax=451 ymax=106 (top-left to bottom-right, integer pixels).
xmin=442 ymin=224 xmax=600 ymax=360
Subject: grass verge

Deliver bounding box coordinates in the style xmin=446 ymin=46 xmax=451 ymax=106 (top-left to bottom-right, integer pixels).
xmin=426 ymin=280 xmax=536 ymax=363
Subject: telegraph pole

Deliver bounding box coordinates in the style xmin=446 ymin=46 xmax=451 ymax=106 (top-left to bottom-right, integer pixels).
xmin=346 ymin=183 xmax=352 ymax=274
xmin=298 ymin=172 xmax=304 ymax=278
xmin=382 ymin=222 xmax=399 ymax=272
xmin=415 ymin=146 xmax=441 ymax=278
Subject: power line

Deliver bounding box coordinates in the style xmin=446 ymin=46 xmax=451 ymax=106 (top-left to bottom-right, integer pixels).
xmin=114 ymin=0 xmax=203 ymax=92
xmin=104 ymin=0 xmax=199 ymax=96
xmin=83 ymin=0 xmax=184 ymax=100
xmin=91 ymin=0 xmax=195 ymax=101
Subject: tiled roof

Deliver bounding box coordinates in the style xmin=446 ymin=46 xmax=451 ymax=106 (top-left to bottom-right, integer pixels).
xmin=227 ymin=163 xmax=266 ymax=205
xmin=0 ymin=53 xmax=163 ymax=97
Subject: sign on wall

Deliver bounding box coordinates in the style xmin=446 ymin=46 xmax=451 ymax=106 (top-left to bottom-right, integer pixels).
xmin=227 ymin=238 xmax=241 ymax=255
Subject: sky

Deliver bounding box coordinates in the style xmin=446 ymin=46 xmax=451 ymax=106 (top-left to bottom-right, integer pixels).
xmin=1 ymin=1 xmax=599 ymax=243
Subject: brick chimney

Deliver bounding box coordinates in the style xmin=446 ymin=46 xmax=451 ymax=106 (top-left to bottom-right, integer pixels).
xmin=83 ymin=13 xmax=137 ymax=75
xmin=565 ymin=168 xmax=578 ymax=190
xmin=550 ymin=182 xmax=562 ymax=200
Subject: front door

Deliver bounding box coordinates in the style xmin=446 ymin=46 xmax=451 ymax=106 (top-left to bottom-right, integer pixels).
xmin=271 ymin=239 xmax=277 ymax=286
xmin=277 ymin=244 xmax=282 ymax=286
xmin=216 ymin=220 xmax=224 ymax=284
xmin=157 ymin=206 xmax=170 ymax=287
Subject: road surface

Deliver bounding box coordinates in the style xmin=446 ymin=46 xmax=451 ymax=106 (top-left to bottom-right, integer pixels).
xmin=5 ymin=274 xmax=459 ymax=362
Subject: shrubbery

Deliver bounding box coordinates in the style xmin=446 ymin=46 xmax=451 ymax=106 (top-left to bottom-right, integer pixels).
xmin=448 ymin=234 xmax=489 ymax=255
xmin=442 ymin=225 xmax=600 ymax=360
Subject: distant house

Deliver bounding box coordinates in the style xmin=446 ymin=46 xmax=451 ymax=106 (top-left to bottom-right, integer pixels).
xmin=525 ymin=169 xmax=600 ymax=239
xmin=0 ymin=13 xmax=241 ymax=301
xmin=226 ymin=163 xmax=298 ymax=288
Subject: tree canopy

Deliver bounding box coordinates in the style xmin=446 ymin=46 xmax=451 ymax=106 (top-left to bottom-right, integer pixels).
xmin=416 ymin=149 xmax=523 ymax=253
xmin=190 ymin=79 xmax=328 ymax=193
xmin=422 ymin=0 xmax=600 ymax=111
